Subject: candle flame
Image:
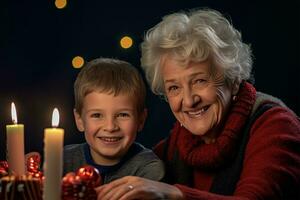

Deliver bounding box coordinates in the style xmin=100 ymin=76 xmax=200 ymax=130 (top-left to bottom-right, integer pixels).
xmin=51 ymin=108 xmax=60 ymax=127
xmin=11 ymin=102 xmax=18 ymax=124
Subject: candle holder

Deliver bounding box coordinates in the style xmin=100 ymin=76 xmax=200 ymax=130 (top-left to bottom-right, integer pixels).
xmin=0 ymin=162 xmax=102 ymax=200
xmin=0 ymin=175 xmax=43 ymax=200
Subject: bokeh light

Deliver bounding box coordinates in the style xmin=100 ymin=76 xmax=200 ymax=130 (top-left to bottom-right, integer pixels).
xmin=55 ymin=0 xmax=67 ymax=9
xmin=120 ymin=36 xmax=133 ymax=49
xmin=72 ymin=56 xmax=85 ymax=69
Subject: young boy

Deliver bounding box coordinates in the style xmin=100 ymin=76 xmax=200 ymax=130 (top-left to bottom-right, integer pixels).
xmin=63 ymin=58 xmax=164 ymax=183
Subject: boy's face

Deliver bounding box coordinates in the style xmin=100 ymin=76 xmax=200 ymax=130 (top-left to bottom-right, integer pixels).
xmin=74 ymin=91 xmax=147 ymax=166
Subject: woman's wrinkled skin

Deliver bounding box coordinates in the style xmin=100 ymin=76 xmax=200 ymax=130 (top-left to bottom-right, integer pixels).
xmin=162 ymin=57 xmax=238 ymax=144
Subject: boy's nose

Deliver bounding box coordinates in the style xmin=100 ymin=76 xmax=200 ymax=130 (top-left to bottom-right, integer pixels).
xmin=103 ymin=118 xmax=119 ymax=132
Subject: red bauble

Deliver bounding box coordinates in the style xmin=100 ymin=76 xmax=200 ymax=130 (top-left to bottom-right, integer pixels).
xmin=0 ymin=161 xmax=8 ymax=170
xmin=62 ymin=166 xmax=101 ymax=200
xmin=26 ymin=152 xmax=41 ymax=173
xmin=0 ymin=167 xmax=8 ymax=178
xmin=62 ymin=172 xmax=81 ymax=185
xmin=0 ymin=161 xmax=8 ymax=178
xmin=25 ymin=152 xmax=44 ymax=181
xmin=32 ymin=171 xmax=43 ymax=179
xmin=75 ymin=165 xmax=102 ymax=187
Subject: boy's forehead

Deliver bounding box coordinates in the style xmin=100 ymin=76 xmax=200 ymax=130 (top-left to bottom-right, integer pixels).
xmin=83 ymin=91 xmax=138 ymax=107
xmin=90 ymin=87 xmax=133 ymax=96
xmin=90 ymin=89 xmax=135 ymax=99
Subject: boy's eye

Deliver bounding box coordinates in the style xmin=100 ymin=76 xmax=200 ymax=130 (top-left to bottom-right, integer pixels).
xmin=91 ymin=113 xmax=102 ymax=118
xmin=117 ymin=113 xmax=130 ymax=118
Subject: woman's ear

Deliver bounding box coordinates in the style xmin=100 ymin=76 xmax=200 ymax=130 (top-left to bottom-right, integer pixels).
xmin=74 ymin=109 xmax=85 ymax=132
xmin=138 ymin=109 xmax=148 ymax=132
xmin=231 ymin=79 xmax=241 ymax=95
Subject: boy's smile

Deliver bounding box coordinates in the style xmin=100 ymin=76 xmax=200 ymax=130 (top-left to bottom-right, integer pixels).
xmin=98 ymin=136 xmax=122 ymax=143
xmin=74 ymin=91 xmax=147 ymax=166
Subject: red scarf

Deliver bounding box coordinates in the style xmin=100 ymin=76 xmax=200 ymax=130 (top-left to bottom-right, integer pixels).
xmin=167 ymin=82 xmax=256 ymax=170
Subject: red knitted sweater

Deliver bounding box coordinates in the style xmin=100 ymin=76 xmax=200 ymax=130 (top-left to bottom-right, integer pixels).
xmin=154 ymin=82 xmax=300 ymax=199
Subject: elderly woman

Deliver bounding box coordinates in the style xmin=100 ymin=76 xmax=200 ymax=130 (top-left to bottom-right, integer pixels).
xmin=96 ymin=8 xmax=300 ymax=199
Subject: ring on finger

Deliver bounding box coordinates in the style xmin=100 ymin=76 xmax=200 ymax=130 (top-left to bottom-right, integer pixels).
xmin=128 ymin=185 xmax=134 ymax=190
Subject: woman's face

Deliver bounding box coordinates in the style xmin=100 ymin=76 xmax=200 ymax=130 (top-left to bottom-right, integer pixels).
xmin=162 ymin=58 xmax=234 ymax=143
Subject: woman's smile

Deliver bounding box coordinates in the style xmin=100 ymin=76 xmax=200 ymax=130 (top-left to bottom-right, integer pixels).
xmin=184 ymin=105 xmax=211 ymax=118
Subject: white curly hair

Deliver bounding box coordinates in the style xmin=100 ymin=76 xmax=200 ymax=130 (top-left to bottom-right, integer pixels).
xmin=141 ymin=8 xmax=253 ymax=96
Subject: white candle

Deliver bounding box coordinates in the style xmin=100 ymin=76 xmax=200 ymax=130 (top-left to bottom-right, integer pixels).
xmin=43 ymin=108 xmax=64 ymax=200
xmin=6 ymin=102 xmax=25 ymax=175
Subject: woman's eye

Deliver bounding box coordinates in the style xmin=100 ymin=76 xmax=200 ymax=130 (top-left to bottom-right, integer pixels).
xmin=166 ymin=85 xmax=180 ymax=96
xmin=195 ymin=79 xmax=206 ymax=84
xmin=168 ymin=85 xmax=179 ymax=92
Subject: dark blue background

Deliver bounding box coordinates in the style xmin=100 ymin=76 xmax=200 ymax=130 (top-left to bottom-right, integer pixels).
xmin=0 ymin=0 xmax=299 ymax=160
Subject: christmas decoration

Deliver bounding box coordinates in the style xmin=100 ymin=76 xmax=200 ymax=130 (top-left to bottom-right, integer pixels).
xmin=25 ymin=152 xmax=44 ymax=180
xmin=61 ymin=165 xmax=102 ymax=200
xmin=0 ymin=161 xmax=8 ymax=178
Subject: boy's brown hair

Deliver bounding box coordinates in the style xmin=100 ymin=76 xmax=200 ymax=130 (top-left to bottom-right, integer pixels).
xmin=74 ymin=58 xmax=146 ymax=115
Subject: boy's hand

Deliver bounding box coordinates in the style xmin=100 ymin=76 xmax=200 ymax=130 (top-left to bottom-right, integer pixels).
xmin=95 ymin=176 xmax=184 ymax=200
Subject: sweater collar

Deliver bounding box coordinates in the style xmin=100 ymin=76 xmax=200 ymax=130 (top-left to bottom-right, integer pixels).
xmin=172 ymin=82 xmax=256 ymax=169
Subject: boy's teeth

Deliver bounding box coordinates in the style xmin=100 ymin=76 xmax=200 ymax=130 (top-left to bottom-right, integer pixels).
xmin=100 ymin=137 xmax=121 ymax=142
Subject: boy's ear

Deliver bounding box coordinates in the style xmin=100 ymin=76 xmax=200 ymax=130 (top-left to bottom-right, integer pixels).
xmin=138 ymin=108 xmax=148 ymax=132
xmin=74 ymin=109 xmax=85 ymax=132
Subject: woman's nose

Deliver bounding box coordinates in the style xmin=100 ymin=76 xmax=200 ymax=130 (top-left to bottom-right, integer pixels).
xmin=103 ymin=118 xmax=119 ymax=132
xmin=182 ymin=88 xmax=201 ymax=108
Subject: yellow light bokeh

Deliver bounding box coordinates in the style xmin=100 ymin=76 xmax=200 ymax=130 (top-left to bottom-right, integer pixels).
xmin=55 ymin=0 xmax=67 ymax=9
xmin=120 ymin=36 xmax=133 ymax=49
xmin=72 ymin=56 xmax=84 ymax=69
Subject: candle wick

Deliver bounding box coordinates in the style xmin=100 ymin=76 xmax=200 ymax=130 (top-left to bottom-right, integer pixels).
xmin=12 ymin=119 xmax=17 ymax=124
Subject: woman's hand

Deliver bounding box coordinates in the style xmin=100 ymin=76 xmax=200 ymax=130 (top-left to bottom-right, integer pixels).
xmin=95 ymin=176 xmax=184 ymax=200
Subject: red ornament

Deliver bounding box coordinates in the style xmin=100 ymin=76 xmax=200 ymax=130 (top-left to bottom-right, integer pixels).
xmin=0 ymin=167 xmax=8 ymax=178
xmin=61 ymin=166 xmax=102 ymax=200
xmin=62 ymin=172 xmax=85 ymax=199
xmin=76 ymin=165 xmax=102 ymax=187
xmin=62 ymin=172 xmax=81 ymax=185
xmin=25 ymin=152 xmax=43 ymax=181
xmin=0 ymin=161 xmax=8 ymax=178
xmin=26 ymin=152 xmax=41 ymax=173
xmin=0 ymin=161 xmax=8 ymax=170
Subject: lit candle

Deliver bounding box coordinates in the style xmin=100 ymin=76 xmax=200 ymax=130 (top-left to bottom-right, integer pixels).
xmin=6 ymin=102 xmax=25 ymax=175
xmin=43 ymin=108 xmax=64 ymax=200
